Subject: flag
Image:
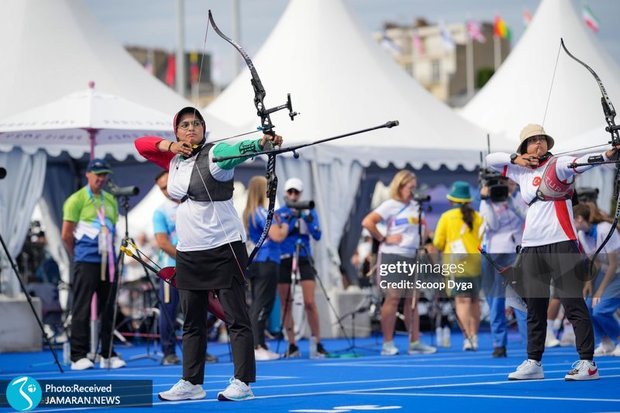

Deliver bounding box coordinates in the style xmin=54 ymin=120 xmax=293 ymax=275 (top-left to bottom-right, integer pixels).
xmin=380 ymin=31 xmax=401 ymax=55
xmin=144 ymin=49 xmax=155 ymax=75
xmin=466 ymin=20 xmax=486 ymax=43
xmin=523 ymin=8 xmax=533 ymax=26
xmin=494 ymin=15 xmax=509 ymax=39
xmin=439 ymin=21 xmax=455 ymax=51
xmin=582 ymin=5 xmax=600 ymax=33
xmin=412 ymin=32 xmax=425 ymax=56
xmin=190 ymin=52 xmax=200 ymax=85
xmin=165 ymin=53 xmax=175 ymax=87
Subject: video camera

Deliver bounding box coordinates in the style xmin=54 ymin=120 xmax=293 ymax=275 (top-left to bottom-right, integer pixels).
xmin=576 ymin=187 xmax=599 ymax=203
xmin=479 ymin=168 xmax=509 ymax=203
xmin=107 ymin=180 xmax=139 ymax=197
xmin=413 ymin=192 xmax=431 ymax=203
xmin=285 ymin=199 xmax=315 ymax=211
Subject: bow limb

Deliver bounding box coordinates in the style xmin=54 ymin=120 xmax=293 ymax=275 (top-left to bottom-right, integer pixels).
xmin=208 ymin=10 xmax=275 ymax=135
xmin=208 ymin=10 xmax=297 ymax=265
xmin=561 ymin=38 xmax=620 ymax=275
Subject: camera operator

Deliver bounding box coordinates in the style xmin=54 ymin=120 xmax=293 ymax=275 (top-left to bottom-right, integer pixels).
xmin=479 ymin=173 xmax=528 ymax=358
xmin=276 ymin=178 xmax=329 ymax=358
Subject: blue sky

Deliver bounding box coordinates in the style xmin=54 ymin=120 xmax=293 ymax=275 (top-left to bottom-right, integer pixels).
xmin=83 ymin=0 xmax=619 ymax=86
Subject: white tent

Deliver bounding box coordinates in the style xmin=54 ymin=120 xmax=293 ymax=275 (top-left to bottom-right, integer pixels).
xmin=460 ymin=0 xmax=620 ymax=148
xmin=0 ymin=0 xmax=234 ymax=143
xmin=0 ymin=83 xmax=176 ymax=159
xmin=206 ymin=0 xmax=503 ymax=170
xmin=0 ymin=0 xmax=234 ymax=296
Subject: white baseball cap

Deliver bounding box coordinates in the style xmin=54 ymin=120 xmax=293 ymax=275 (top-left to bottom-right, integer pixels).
xmin=284 ymin=177 xmax=303 ymax=192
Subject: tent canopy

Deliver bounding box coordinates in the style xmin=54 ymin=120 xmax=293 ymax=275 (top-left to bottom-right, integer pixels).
xmin=0 ymin=83 xmax=176 ymax=159
xmin=0 ymin=0 xmax=234 ymax=160
xmin=460 ymin=0 xmax=620 ymax=149
xmin=206 ymin=0 xmax=507 ymax=171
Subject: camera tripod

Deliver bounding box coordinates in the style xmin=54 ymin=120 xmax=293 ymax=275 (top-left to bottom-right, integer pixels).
xmin=277 ymin=238 xmax=357 ymax=357
xmin=0 ymin=227 xmax=64 ymax=372
xmin=104 ymin=194 xmax=183 ymax=364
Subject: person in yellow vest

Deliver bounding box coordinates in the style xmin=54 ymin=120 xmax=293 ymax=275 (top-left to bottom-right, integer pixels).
xmin=433 ymin=181 xmax=483 ymax=351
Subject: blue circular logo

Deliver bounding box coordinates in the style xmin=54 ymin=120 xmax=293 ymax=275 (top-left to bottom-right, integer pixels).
xmin=6 ymin=376 xmax=42 ymax=412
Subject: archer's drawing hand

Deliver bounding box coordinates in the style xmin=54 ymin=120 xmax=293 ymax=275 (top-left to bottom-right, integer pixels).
xmin=259 ymin=134 xmax=283 ymax=149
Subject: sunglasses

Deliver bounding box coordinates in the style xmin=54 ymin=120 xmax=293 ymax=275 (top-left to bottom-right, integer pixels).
xmin=287 ymin=189 xmax=300 ymax=195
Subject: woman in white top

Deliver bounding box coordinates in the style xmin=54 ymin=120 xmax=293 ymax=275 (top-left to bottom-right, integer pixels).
xmin=362 ymin=170 xmax=436 ymax=356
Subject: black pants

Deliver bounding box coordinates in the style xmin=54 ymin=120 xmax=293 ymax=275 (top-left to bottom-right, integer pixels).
xmin=520 ymin=241 xmax=594 ymax=361
xmin=159 ymin=280 xmax=179 ymax=356
xmin=70 ymin=262 xmax=117 ymax=362
xmin=247 ymin=260 xmax=278 ymax=348
xmin=180 ymin=277 xmax=255 ymax=384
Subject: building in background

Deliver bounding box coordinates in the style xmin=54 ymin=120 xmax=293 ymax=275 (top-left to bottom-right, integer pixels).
xmin=375 ymin=19 xmax=510 ymax=107
xmin=126 ymin=46 xmax=214 ymax=107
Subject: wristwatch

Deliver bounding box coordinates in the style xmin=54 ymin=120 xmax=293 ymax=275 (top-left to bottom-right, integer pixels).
xmin=510 ymin=153 xmax=519 ymax=164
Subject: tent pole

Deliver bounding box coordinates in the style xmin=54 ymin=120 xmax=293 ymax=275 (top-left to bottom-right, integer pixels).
xmin=88 ymin=129 xmax=95 ymax=160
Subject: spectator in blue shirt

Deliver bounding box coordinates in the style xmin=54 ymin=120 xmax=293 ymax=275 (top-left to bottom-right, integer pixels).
xmin=276 ymin=178 xmax=328 ymax=358
xmin=242 ymin=176 xmax=288 ymax=361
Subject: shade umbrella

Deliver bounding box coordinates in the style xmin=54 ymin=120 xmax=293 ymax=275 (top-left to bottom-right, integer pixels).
xmin=0 ymin=81 xmax=175 ymax=160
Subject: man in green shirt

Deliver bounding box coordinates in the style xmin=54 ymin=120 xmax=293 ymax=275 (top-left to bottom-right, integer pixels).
xmin=61 ymin=158 xmax=126 ymax=371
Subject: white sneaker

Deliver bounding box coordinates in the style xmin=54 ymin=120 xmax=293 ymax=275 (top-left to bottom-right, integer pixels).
xmin=594 ymin=338 xmax=615 ymax=356
xmin=158 ymin=379 xmax=206 ymax=401
xmin=612 ymin=343 xmax=620 ymax=357
xmin=560 ymin=330 xmax=576 ymax=347
xmin=408 ymin=340 xmax=437 ymax=355
xmin=545 ymin=330 xmax=560 ymax=348
xmin=508 ymin=359 xmax=544 ymax=380
xmin=381 ymin=341 xmax=399 ymax=356
xmin=217 ymin=378 xmax=255 ymax=401
xmin=564 ymin=360 xmax=599 ymax=381
xmin=254 ymin=347 xmax=280 ymax=361
xmin=463 ymin=335 xmax=477 ymax=351
xmin=99 ymin=356 xmax=126 ymax=369
xmin=70 ymin=357 xmax=94 ymax=371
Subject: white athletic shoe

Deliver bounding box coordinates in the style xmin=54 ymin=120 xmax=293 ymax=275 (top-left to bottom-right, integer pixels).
xmin=564 ymin=360 xmax=599 ymax=381
xmin=508 ymin=359 xmax=544 ymax=380
xmin=612 ymin=343 xmax=620 ymax=357
xmin=254 ymin=346 xmax=280 ymax=361
xmin=217 ymin=378 xmax=254 ymax=401
xmin=594 ymin=338 xmax=615 ymax=356
xmin=70 ymin=357 xmax=94 ymax=371
xmin=99 ymin=356 xmax=126 ymax=369
xmin=158 ymin=379 xmax=206 ymax=401
xmin=545 ymin=330 xmax=560 ymax=348
xmin=408 ymin=340 xmax=437 ymax=355
xmin=560 ymin=330 xmax=576 ymax=347
xmin=381 ymin=341 xmax=399 ymax=356
xmin=463 ymin=335 xmax=477 ymax=351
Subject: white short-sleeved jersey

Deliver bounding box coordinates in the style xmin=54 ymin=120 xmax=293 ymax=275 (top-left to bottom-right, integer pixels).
xmin=486 ymin=152 xmax=605 ymax=247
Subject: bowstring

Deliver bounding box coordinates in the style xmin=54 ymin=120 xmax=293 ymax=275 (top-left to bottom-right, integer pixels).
xmin=542 ymin=43 xmax=562 ymax=128
xmin=190 ymin=9 xmax=247 ymax=277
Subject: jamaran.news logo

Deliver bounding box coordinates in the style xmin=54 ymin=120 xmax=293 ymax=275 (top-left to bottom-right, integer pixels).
xmin=6 ymin=376 xmax=42 ymax=412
